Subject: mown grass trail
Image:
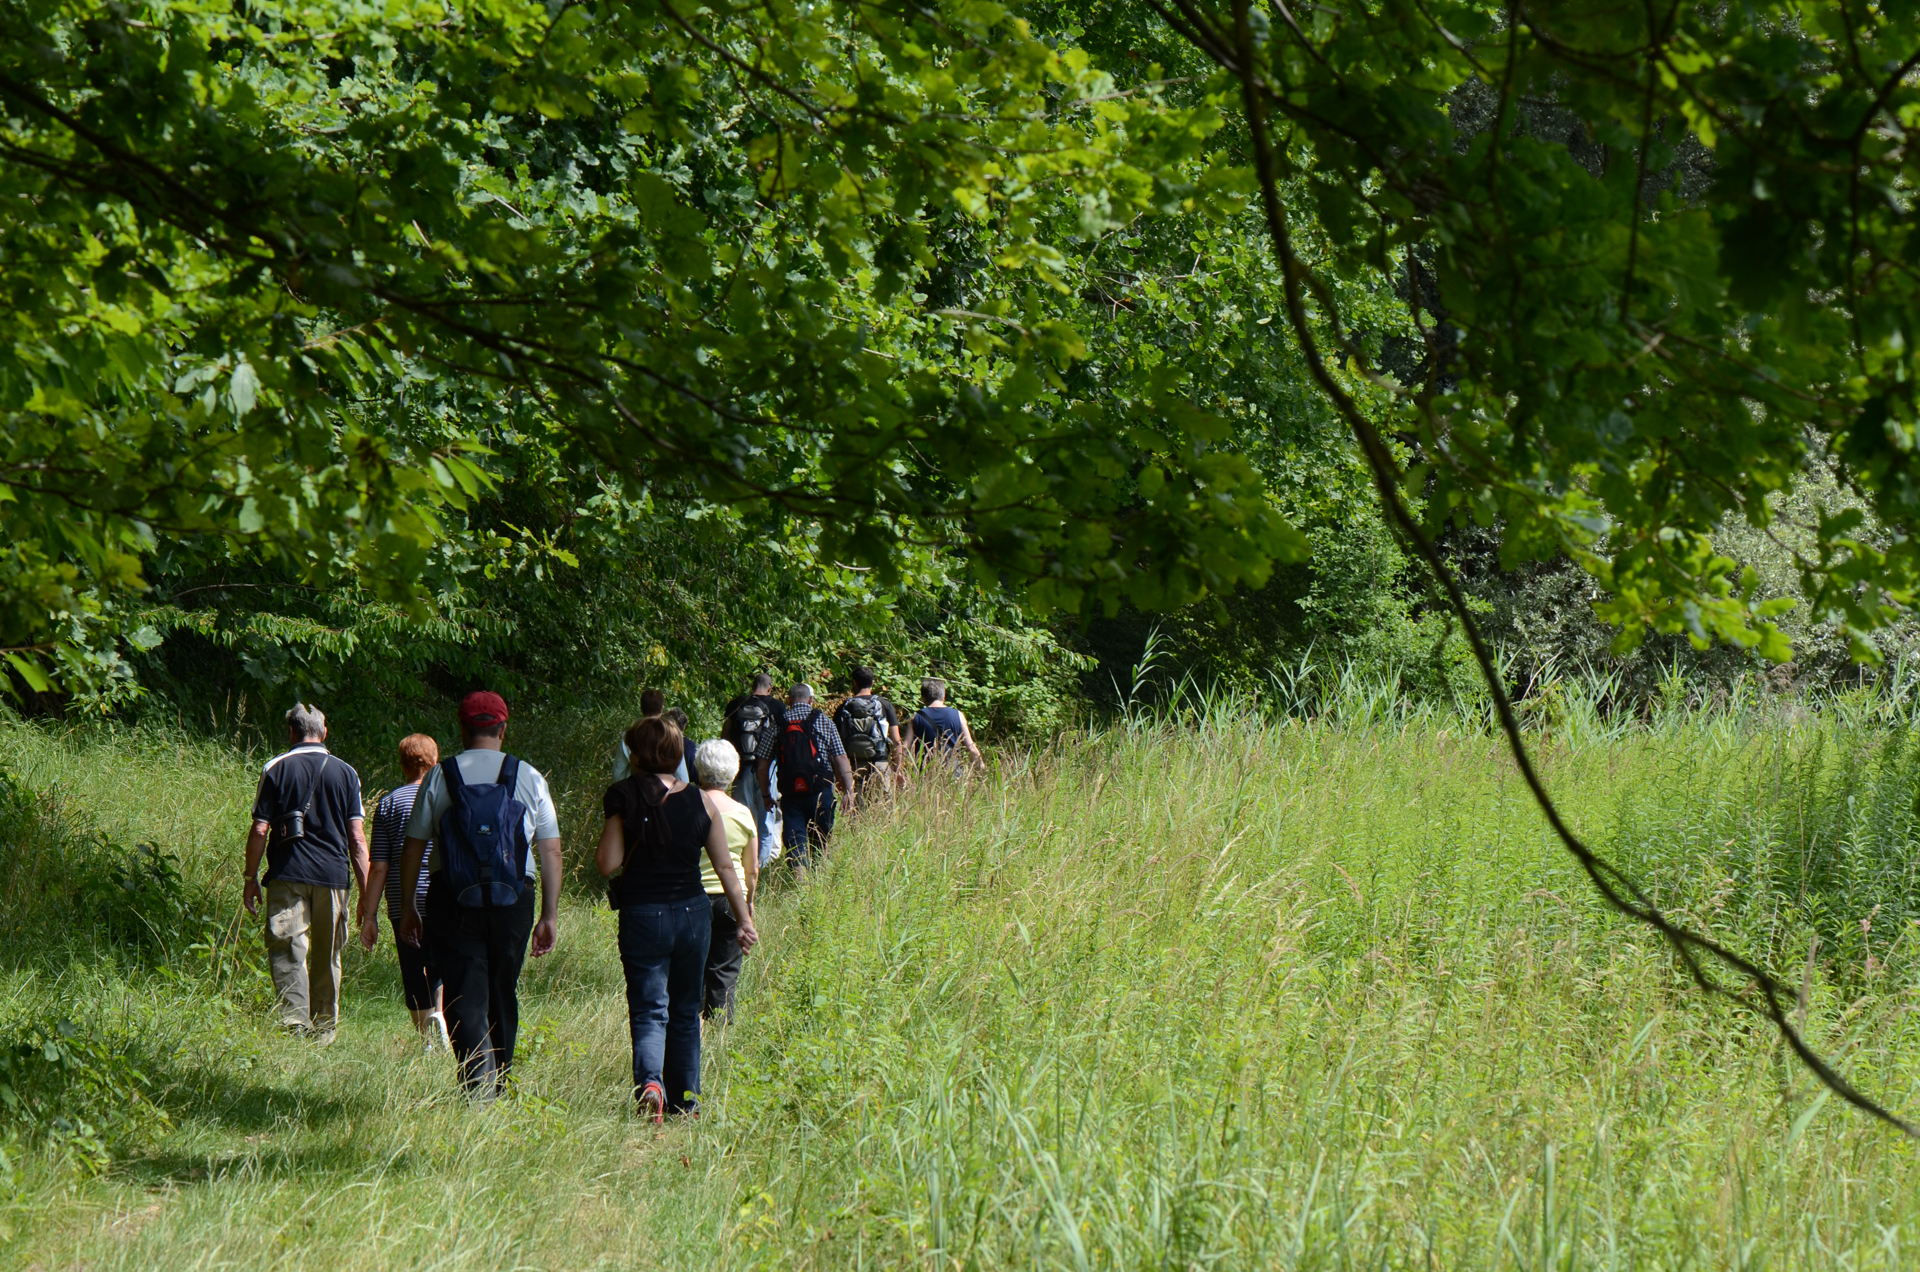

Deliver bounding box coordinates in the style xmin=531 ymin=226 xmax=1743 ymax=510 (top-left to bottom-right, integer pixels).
xmin=1 ymin=710 xmax=1917 ymax=1268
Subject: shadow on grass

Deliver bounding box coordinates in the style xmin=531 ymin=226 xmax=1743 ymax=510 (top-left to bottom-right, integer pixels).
xmin=117 ymin=1140 xmax=438 ymax=1187
xmin=147 ymin=1057 xmax=363 ymax=1135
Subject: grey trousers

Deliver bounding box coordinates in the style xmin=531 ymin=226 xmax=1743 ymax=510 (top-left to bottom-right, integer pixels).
xmin=264 ymin=880 xmax=349 ymax=1032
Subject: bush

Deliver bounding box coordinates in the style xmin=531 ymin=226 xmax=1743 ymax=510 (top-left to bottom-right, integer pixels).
xmin=0 ymin=1019 xmax=168 ymax=1173
xmin=74 ymin=839 xmax=214 ymax=955
xmin=0 ymin=763 xmax=218 ymax=965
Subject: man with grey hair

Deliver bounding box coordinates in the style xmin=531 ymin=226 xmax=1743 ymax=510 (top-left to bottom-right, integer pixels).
xmin=243 ymin=703 xmax=369 ymax=1042
xmin=755 ymin=682 xmax=854 ymax=877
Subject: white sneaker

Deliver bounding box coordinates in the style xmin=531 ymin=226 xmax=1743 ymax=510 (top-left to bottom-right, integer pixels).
xmin=429 ymin=1012 xmax=450 ymax=1050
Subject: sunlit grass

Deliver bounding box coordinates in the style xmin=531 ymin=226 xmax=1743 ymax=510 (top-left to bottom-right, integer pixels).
xmin=1 ymin=704 xmax=1917 ymax=1268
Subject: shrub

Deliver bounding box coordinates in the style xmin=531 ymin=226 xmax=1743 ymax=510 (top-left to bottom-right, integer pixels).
xmin=74 ymin=838 xmax=214 ymax=955
xmin=0 ymin=1019 xmax=168 ymax=1173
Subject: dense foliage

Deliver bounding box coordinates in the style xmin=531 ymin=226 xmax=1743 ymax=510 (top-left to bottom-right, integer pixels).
xmin=1 ymin=0 xmax=1333 ymax=707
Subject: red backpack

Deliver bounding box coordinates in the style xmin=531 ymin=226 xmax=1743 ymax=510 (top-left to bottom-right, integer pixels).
xmin=776 ymin=709 xmax=832 ymax=796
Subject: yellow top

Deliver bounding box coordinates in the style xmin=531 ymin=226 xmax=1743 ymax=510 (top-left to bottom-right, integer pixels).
xmin=701 ymin=795 xmax=754 ymax=895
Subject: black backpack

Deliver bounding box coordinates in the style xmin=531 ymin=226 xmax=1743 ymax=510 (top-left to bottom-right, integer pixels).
xmin=838 ymin=696 xmax=890 ymax=762
xmin=776 ymin=708 xmax=833 ymax=796
xmin=730 ymin=697 xmax=773 ymax=760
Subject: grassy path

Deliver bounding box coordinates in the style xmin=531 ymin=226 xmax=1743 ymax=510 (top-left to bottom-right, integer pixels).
xmin=3 ymin=714 xmax=1920 ymax=1268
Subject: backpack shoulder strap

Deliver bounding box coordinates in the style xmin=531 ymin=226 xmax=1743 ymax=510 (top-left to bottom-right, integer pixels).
xmin=441 ymin=756 xmax=465 ymax=792
xmin=498 ymin=754 xmax=521 ymax=790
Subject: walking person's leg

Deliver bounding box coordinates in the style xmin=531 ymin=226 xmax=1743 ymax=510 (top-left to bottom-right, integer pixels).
xmin=395 ymin=936 xmax=447 ymax=1046
xmin=307 ymin=886 xmax=349 ymax=1041
xmin=619 ymin=904 xmax=673 ymax=1118
xmin=703 ymin=893 xmax=742 ymax=1024
xmin=851 ymin=761 xmax=887 ymax=808
xmin=780 ymin=794 xmax=813 ymax=871
xmin=426 ymin=886 xmax=496 ymax=1093
xmin=263 ymin=881 xmax=314 ymax=1031
xmin=482 ymin=891 xmax=536 ymax=1085
xmin=664 ymin=895 xmax=713 ymax=1114
xmin=423 ymin=936 xmax=448 ymax=1046
xmin=760 ymin=760 xmax=780 ymax=866
xmin=808 ymin=788 xmax=838 ymax=860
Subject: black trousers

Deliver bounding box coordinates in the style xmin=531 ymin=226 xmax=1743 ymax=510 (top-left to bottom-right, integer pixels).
xmin=393 ymin=930 xmax=444 ymax=1012
xmin=425 ymin=880 xmax=534 ymax=1092
xmin=704 ymin=894 xmax=744 ymax=1022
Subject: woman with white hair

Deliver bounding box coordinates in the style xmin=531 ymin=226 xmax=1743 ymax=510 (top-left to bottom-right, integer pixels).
xmin=692 ymin=739 xmax=758 ymax=1022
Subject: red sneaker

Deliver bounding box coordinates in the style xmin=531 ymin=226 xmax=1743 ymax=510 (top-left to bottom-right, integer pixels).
xmin=638 ymin=1081 xmax=665 ymax=1124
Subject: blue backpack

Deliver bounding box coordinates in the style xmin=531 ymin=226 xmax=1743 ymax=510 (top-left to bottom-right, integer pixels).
xmin=439 ymin=754 xmax=531 ymax=907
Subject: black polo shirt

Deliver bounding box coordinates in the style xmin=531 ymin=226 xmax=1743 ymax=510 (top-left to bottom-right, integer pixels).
xmin=251 ymin=744 xmax=365 ymax=889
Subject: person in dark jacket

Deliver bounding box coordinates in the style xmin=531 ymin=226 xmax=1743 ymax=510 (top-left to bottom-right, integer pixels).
xmin=598 ymin=716 xmax=758 ymax=1121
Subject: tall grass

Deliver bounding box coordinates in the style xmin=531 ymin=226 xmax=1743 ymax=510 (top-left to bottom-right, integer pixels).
xmin=718 ymin=710 xmax=1920 ymax=1269
xmin=1 ymin=694 xmax=1918 ymax=1268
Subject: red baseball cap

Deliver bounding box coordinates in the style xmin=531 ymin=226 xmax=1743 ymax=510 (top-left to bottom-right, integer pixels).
xmin=458 ymin=690 xmax=510 ymax=728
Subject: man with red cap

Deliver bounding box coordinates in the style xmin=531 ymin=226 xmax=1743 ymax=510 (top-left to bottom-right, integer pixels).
xmin=392 ymin=690 xmax=563 ymax=1098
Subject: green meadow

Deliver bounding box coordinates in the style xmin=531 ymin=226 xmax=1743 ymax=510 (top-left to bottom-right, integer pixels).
xmin=1 ymin=700 xmax=1917 ymax=1269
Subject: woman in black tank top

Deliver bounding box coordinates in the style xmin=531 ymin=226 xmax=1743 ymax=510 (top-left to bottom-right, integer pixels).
xmin=597 ymin=717 xmax=757 ymax=1120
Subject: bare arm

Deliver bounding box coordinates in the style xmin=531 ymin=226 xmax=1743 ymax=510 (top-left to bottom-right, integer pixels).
xmin=397 ymin=836 xmax=429 ymax=946
xmin=756 ymin=754 xmax=773 ymax=805
xmin=361 ymin=863 xmax=390 ymax=920
xmin=348 ymin=818 xmax=370 ymax=895
xmin=359 ymin=862 xmax=389 ymax=948
xmin=833 ymin=753 xmax=855 ymax=800
xmin=743 ymin=832 xmax=759 ymax=910
xmin=596 ymin=816 xmax=626 ymax=877
xmin=957 ymin=712 xmax=984 ymax=763
xmin=243 ymin=822 xmax=269 ymax=914
xmin=530 ymin=836 xmax=562 ymax=957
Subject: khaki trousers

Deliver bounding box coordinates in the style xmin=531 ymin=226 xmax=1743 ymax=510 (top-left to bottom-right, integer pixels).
xmin=263 ymin=881 xmax=349 ymax=1032
xmin=850 ymin=759 xmax=890 ymax=806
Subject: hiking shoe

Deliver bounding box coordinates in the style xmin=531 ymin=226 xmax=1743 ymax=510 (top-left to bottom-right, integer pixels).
xmin=637 ymin=1081 xmax=666 ymax=1124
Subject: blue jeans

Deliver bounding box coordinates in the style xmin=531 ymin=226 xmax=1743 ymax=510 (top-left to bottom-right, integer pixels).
xmin=735 ymin=771 xmax=779 ymax=868
xmin=781 ymin=788 xmax=836 ymax=866
xmin=617 ymin=895 xmax=712 ymax=1113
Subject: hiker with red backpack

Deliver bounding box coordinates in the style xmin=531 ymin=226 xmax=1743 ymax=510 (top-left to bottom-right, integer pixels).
xmin=395 ymin=691 xmax=564 ymax=1099
xmin=754 ymin=682 xmax=854 ymax=877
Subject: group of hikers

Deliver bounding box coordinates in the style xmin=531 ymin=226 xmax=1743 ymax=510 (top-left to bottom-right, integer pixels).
xmin=240 ymin=670 xmax=982 ymax=1118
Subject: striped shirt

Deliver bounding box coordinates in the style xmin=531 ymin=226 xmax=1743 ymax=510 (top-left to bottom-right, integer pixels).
xmin=371 ymin=782 xmax=432 ymax=926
